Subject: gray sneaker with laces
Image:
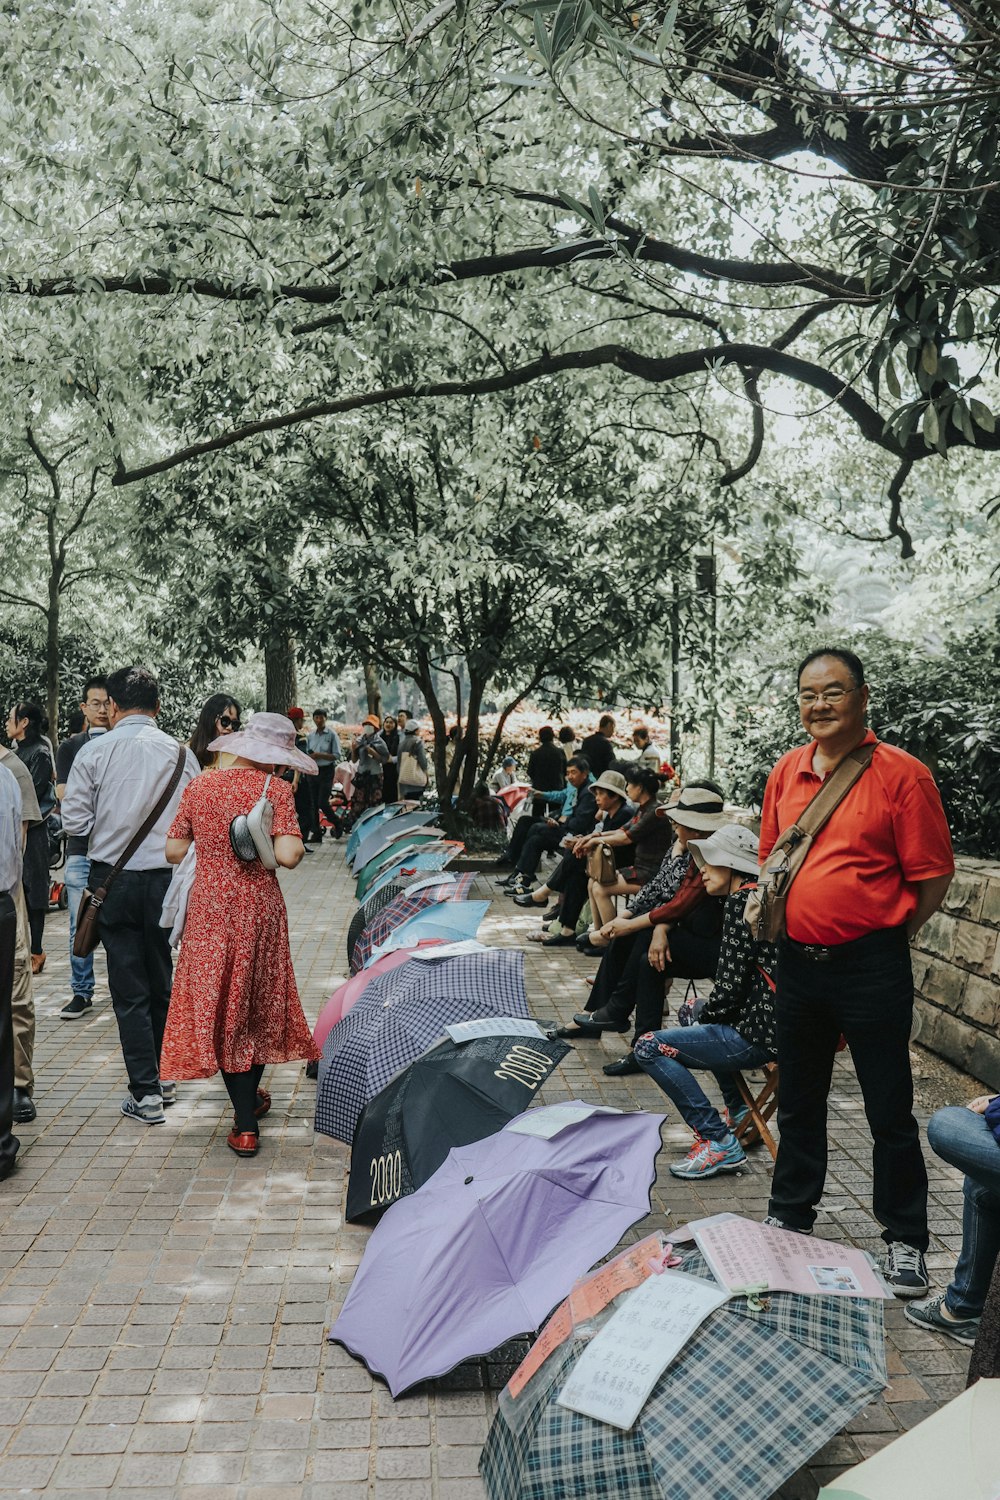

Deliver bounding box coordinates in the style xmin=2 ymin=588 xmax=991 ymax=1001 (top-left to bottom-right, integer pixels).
xmin=762 ymin=1214 xmax=813 ymax=1236
xmin=120 ymin=1093 xmax=165 ymax=1125
xmin=905 ymin=1292 xmax=979 ymax=1346
xmin=877 ymin=1242 xmax=929 ymax=1299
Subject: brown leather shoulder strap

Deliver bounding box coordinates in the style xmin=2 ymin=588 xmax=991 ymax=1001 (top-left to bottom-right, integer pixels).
xmin=794 ymin=741 xmax=877 ymax=839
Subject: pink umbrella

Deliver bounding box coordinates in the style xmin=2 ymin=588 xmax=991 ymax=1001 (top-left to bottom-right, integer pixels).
xmin=313 ymin=943 xmax=445 ymax=1049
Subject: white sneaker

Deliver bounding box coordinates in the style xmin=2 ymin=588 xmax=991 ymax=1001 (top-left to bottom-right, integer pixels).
xmin=120 ymin=1093 xmax=165 ymax=1125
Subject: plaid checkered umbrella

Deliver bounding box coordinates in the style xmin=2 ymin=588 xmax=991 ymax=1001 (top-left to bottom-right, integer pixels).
xmin=350 ymin=875 xmax=476 ymax=973
xmin=346 ymin=882 xmax=403 ymax=967
xmin=351 ymin=810 xmax=442 ymax=873
xmin=315 ymin=950 xmax=529 ymax=1144
xmin=480 ymin=1247 xmax=887 ymax=1500
xmin=360 ymin=843 xmax=463 ymax=900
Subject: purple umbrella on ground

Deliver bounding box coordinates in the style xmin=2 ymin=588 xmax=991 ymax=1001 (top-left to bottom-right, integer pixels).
xmin=329 ymin=1104 xmax=665 ymax=1396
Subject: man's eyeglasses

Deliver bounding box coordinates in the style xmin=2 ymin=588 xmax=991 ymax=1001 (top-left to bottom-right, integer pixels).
xmin=217 ymin=715 xmax=239 ymax=729
xmin=797 ymin=687 xmax=858 ymax=707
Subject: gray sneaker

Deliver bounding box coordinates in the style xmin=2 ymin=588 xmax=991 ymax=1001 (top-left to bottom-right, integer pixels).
xmin=120 ymin=1093 xmax=165 ymax=1125
xmin=905 ymin=1293 xmax=979 ymax=1346
xmin=762 ymin=1214 xmax=813 ymax=1236
xmin=160 ymin=1082 xmax=177 ymax=1107
xmin=877 ymin=1242 xmax=929 ymax=1299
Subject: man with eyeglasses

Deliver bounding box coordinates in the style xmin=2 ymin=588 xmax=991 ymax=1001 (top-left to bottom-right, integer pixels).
xmin=55 ymin=675 xmax=110 ymax=1018
xmin=760 ymin=648 xmax=954 ymax=1299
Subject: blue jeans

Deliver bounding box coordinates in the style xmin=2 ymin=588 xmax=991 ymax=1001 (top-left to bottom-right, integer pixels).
xmin=927 ymin=1106 xmax=1000 ymax=1318
xmin=64 ymin=854 xmax=94 ymax=999
xmin=634 ymin=1024 xmax=772 ymax=1143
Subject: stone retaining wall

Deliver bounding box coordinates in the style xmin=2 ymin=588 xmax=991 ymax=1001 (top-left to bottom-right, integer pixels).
xmin=912 ymin=856 xmax=1000 ymax=1088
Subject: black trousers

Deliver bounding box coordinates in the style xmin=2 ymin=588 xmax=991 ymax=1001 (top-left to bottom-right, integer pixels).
xmin=586 ymin=926 xmax=722 ymax=1042
xmin=516 ymin=823 xmax=564 ymax=878
xmin=768 ymin=925 xmax=928 ymax=1250
xmin=308 ymin=766 xmax=335 ymax=837
xmin=92 ymin=865 xmax=173 ymax=1100
xmin=0 ymin=893 xmax=17 ymax=1177
xmin=507 ymin=810 xmax=542 ymax=866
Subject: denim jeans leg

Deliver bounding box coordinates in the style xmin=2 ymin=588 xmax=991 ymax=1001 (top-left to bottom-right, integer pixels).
xmin=927 ymin=1106 xmax=1000 ymax=1316
xmin=63 ymin=855 xmax=94 ymax=998
xmin=635 ymin=1025 xmax=771 ymax=1142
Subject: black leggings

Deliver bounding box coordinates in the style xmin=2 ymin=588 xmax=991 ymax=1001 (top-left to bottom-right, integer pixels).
xmin=27 ymin=907 xmax=45 ymax=956
xmin=222 ymin=1064 xmax=266 ymax=1133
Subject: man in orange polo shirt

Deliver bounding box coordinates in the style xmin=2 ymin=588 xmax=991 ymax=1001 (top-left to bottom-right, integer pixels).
xmin=760 ymin=648 xmax=954 ymax=1297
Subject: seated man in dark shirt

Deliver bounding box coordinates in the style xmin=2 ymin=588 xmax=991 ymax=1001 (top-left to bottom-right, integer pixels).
xmin=505 ymin=758 xmax=596 ymax=895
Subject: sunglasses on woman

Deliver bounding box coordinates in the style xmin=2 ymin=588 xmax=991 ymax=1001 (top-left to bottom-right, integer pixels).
xmin=217 ymin=715 xmax=239 ymax=729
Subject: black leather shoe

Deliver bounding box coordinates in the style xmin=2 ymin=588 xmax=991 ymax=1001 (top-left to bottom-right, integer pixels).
xmin=603 ymin=1055 xmax=641 ymax=1077
xmin=514 ymin=892 xmax=544 ymax=908
xmin=572 ymin=1010 xmax=628 ymax=1032
xmin=541 ymin=934 xmax=579 ymax=947
xmin=12 ymin=1089 xmax=36 ymax=1123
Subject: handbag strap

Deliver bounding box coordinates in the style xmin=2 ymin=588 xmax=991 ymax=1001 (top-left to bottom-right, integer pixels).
xmin=98 ymin=744 xmax=188 ymax=889
xmin=790 ymin=741 xmax=877 ymax=842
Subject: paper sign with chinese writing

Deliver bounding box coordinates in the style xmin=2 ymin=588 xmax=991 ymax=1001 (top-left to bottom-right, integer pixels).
xmin=409 ymin=940 xmax=488 ymax=961
xmin=444 ymin=1017 xmax=548 ymax=1044
xmin=506 ymin=1102 xmax=623 ymax=1139
xmin=505 ymin=1234 xmax=668 ymax=1400
xmin=556 ymin=1271 xmax=730 ymax=1429
xmin=694 ymin=1215 xmax=890 ymax=1299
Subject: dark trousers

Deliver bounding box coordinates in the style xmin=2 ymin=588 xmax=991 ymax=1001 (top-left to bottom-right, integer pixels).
xmin=516 ymin=823 xmax=564 ymax=878
xmin=559 ymin=862 xmax=590 ymax=931
xmin=307 ymin=766 xmax=335 ymax=838
xmin=586 ymin=927 xmax=722 ymax=1042
xmin=92 ymin=865 xmax=173 ymax=1100
xmin=768 ymin=926 xmax=928 ymax=1250
xmin=507 ymin=811 xmax=541 ymax=866
xmin=0 ymin=893 xmax=18 ymax=1177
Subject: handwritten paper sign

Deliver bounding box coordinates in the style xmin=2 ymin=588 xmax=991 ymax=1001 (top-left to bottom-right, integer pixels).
xmin=557 ymin=1271 xmax=730 ymax=1429
xmin=506 ymin=1102 xmax=623 ymax=1140
xmin=505 ymin=1234 xmax=669 ymax=1400
xmin=408 ymin=940 xmax=489 ymax=961
xmin=444 ymin=1017 xmax=548 ymax=1044
xmin=694 ymin=1215 xmax=891 ymax=1300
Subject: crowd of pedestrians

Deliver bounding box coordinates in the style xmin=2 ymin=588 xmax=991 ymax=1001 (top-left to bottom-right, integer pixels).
xmin=3 ymin=651 xmax=1000 ymax=1366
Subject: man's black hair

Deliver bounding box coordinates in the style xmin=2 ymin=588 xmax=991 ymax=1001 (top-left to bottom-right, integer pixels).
xmin=538 ymin=725 xmax=556 ymax=744
xmin=797 ymin=648 xmax=865 ymax=688
xmin=106 ymin=666 xmax=159 ymax=713
xmin=568 ymin=755 xmax=590 ymax=774
xmin=81 ymin=675 xmax=107 ymax=700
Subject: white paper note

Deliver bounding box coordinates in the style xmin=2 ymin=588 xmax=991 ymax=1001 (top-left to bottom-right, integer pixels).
xmin=444 ymin=1017 xmax=548 ymax=1044
xmin=557 ymin=1271 xmax=730 ymax=1429
xmin=506 ymin=1102 xmax=623 ymax=1139
xmin=407 ymin=940 xmax=488 ymax=961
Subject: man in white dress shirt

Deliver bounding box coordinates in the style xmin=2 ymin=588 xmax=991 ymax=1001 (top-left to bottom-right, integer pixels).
xmin=63 ymin=667 xmax=198 ymax=1125
xmin=0 ymin=761 xmax=23 ymax=1178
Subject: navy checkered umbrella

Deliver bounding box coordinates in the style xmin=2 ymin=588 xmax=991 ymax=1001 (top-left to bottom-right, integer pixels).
xmin=315 ymin=951 xmax=529 ymax=1144
xmin=480 ymin=1248 xmax=887 ymax=1500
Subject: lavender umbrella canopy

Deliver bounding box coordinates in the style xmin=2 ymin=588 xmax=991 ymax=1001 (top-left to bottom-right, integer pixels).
xmin=329 ymin=1106 xmax=665 ymax=1396
xmin=315 ymin=950 xmax=529 ymax=1144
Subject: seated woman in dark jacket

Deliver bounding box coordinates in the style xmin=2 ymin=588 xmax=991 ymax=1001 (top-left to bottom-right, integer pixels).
xmin=580 ymin=767 xmax=673 ymax=938
xmin=634 ymin=824 xmax=777 ymax=1181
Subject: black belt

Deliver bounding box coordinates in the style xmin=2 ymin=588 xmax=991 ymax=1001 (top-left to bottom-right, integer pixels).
xmin=783 ymin=926 xmax=907 ymax=964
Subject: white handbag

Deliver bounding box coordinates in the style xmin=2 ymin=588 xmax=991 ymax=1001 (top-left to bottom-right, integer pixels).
xmin=229 ymin=774 xmax=278 ymax=869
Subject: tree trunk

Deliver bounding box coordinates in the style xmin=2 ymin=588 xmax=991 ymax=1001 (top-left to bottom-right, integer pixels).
xmin=363 ymin=660 xmax=382 ymax=718
xmin=45 ymin=574 xmax=60 ymax=745
xmin=264 ymin=633 xmax=297 ymax=713
xmin=457 ymin=676 xmax=485 ymax=807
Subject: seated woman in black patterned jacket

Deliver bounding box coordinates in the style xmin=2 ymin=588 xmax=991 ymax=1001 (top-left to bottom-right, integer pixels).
xmin=633 ymin=823 xmax=778 ymax=1182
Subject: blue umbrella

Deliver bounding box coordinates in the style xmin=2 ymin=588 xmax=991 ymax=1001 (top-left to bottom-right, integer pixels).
xmin=363 ymin=844 xmax=462 ymax=900
xmin=346 ymin=803 xmax=406 ymax=860
xmin=355 ymin=833 xmax=447 ymax=898
xmin=351 ymin=810 xmax=443 ymax=873
xmin=315 ymin=950 xmax=529 ymax=1143
xmin=365 ymin=900 xmax=489 ymax=965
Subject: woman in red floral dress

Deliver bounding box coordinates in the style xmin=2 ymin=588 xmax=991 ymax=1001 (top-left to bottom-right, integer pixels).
xmin=161 ymin=713 xmax=320 ymax=1156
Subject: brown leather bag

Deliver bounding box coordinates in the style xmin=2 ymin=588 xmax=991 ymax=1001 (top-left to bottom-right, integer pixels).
xmin=744 ymin=742 xmax=876 ymax=943
xmin=586 ymin=842 xmax=618 ymax=886
xmin=73 ymin=745 xmax=188 ymax=959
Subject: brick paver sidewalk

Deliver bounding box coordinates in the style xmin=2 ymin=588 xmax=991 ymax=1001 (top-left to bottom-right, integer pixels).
xmin=0 ymin=845 xmax=980 ymax=1498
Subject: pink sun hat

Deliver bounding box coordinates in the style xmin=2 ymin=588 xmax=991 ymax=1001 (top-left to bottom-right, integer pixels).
xmin=208 ymin=710 xmax=318 ymax=774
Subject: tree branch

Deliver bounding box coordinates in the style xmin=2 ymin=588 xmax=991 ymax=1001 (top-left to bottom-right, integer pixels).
xmin=113 ymin=338 xmax=967 ymax=487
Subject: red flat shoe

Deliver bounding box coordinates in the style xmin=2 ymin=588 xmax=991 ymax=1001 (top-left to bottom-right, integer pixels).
xmin=255 ymin=1089 xmax=271 ymax=1118
xmin=227 ymin=1129 xmax=259 ymax=1157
